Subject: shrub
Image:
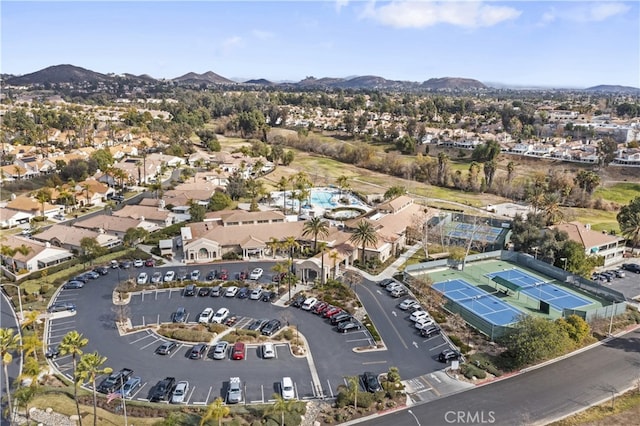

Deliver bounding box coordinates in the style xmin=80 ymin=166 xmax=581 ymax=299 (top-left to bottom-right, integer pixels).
xmin=461 ymin=364 xmax=486 ymax=380
xmin=448 ymin=335 xmax=471 ymax=354
xmin=159 ymin=328 xmax=212 ymax=342
xmin=222 ymin=251 xmax=241 ymax=260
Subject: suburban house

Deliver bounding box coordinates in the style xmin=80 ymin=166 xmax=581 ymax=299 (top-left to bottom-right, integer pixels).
xmin=73 ymin=214 xmax=158 ymax=238
xmin=5 ymin=195 xmax=63 ymax=219
xmin=550 ymin=222 xmax=626 ymax=267
xmin=0 ymin=208 xmax=33 ymax=228
xmin=112 ymin=205 xmax=176 ymax=227
xmin=0 ymin=235 xmax=73 ymax=278
xmin=32 ymin=224 xmax=122 ymax=253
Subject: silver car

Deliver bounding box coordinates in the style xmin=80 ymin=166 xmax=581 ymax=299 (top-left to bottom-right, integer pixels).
xmin=212 ymin=341 xmax=229 ymax=360
xmin=171 ymin=380 xmax=189 ymax=404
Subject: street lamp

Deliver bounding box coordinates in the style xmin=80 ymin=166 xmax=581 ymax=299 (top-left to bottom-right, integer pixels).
xmin=560 ymin=257 xmax=568 ymax=271
xmin=1 ymin=283 xmax=24 ymax=322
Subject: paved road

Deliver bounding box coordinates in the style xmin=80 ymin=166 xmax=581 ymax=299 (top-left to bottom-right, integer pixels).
xmin=1 ymin=292 xmax=22 ymax=424
xmin=360 ymin=327 xmax=640 ymax=426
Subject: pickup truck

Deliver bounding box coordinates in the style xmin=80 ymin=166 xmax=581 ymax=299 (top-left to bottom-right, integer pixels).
xmin=150 ymin=377 xmax=176 ymax=402
xmin=97 ymin=368 xmax=134 ymax=394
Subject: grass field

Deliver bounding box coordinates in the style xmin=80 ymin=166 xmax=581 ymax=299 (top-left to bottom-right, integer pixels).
xmin=595 ymin=182 xmax=640 ymax=204
xmin=569 ymin=207 xmax=620 ymax=233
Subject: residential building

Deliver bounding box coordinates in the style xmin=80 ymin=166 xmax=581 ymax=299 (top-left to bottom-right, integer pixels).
xmin=550 ymin=222 xmax=626 ymax=267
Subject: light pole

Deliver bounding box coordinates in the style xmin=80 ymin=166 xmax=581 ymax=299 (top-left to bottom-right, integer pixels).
xmin=1 ymin=283 xmax=24 ymax=322
xmin=560 ymin=257 xmax=568 ymax=271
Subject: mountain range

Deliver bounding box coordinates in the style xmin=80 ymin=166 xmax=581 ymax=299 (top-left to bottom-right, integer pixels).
xmin=3 ymin=64 xmax=639 ymax=94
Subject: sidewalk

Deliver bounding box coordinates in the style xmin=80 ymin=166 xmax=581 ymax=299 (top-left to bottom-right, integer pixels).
xmin=345 ymin=243 xmax=422 ymax=282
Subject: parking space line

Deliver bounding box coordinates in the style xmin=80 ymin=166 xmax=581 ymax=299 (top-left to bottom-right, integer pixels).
xmin=140 ymin=339 xmax=161 ymax=350
xmin=203 ymin=386 xmax=212 ymax=405
xmin=429 ymin=342 xmax=448 ymax=351
xmin=130 ymin=383 xmax=147 ymax=399
xmin=169 ymin=344 xmax=185 ymax=358
xmin=345 ymin=338 xmax=371 ymax=343
xmin=325 ymin=380 xmax=333 ymax=399
xmin=186 ymin=386 xmax=196 ymax=404
xmin=419 ymin=376 xmax=440 ymax=397
xmin=50 ymin=325 xmax=77 ymax=332
xmin=362 ymin=360 xmax=387 ymax=365
xmin=50 ymin=320 xmax=76 ymax=326
xmin=130 ymin=334 xmax=154 ymax=344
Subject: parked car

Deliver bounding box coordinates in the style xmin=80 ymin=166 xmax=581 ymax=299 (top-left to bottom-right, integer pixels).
xmin=184 ymin=284 xmax=196 ymax=296
xmin=212 ymin=308 xmax=230 ymax=324
xmin=206 ymin=271 xmax=216 ymax=281
xmin=273 ymin=272 xmax=287 ymax=282
xmin=337 ymin=320 xmax=361 ymax=333
xmin=145 ymin=258 xmax=155 ymax=267
xmin=173 ymin=307 xmax=187 ymax=323
xmin=399 ymin=299 xmax=419 ymax=311
xmin=171 ymin=381 xmax=189 ymax=404
xmin=281 ymin=376 xmax=295 ymax=400
xmin=231 ymin=342 xmax=245 ymax=360
xmin=420 ymin=325 xmax=441 ymax=338
xmin=410 ymin=310 xmax=430 ymax=322
xmin=301 ymin=297 xmax=318 ymax=311
xmin=218 ymin=269 xmax=229 ymax=280
xmin=225 ymin=286 xmax=239 ymax=297
xmin=250 ymin=287 xmax=263 ymax=300
xmin=323 ymin=306 xmax=342 ymax=318
xmin=262 ymin=291 xmax=277 ymax=302
xmin=331 ymin=312 xmax=353 ymax=325
xmin=198 ymin=287 xmax=211 ymax=297
xmin=291 ymin=295 xmax=306 ymax=308
xmin=261 ymin=319 xmax=282 ymax=336
xmin=247 ymin=319 xmax=269 ymax=331
xmin=63 ymin=281 xmax=84 ymax=289
xmin=136 ymin=272 xmax=148 ymax=285
xmin=150 ymin=377 xmax=176 ymax=402
xmin=237 ymin=287 xmax=250 ymax=299
xmin=614 ymin=269 xmax=626 ymax=278
xmin=249 ymin=268 xmax=264 ymax=280
xmin=72 ymin=274 xmax=90 ymax=284
xmin=438 ymin=349 xmax=462 ymax=363
xmin=119 ymin=260 xmax=132 ymax=269
xmin=385 ymin=283 xmax=403 ymax=293
xmin=262 ymin=342 xmax=276 ymax=359
xmin=362 ymin=371 xmax=382 ymax=393
xmin=390 ymin=286 xmax=408 ymax=298
xmin=164 ymin=270 xmax=176 ymax=282
xmin=622 ymin=263 xmax=640 ymax=273
xmin=45 ymin=345 xmax=60 ymax=359
xmin=238 ymin=270 xmax=249 ymax=280
xmin=94 ymin=266 xmax=109 ymax=275
xmin=312 ymin=301 xmax=329 ymax=315
xmin=189 ymin=344 xmax=209 ymax=360
xmin=117 ymin=376 xmax=142 ymax=399
xmin=415 ymin=317 xmax=435 ymax=329
xmin=156 ymin=341 xmax=178 ymax=355
xmin=47 ymin=302 xmax=76 ymax=313
xmin=190 ymin=270 xmax=201 ymax=281
xmin=151 ymin=272 xmax=163 ymax=283
xmin=212 ymin=341 xmax=229 ymax=360
xmin=133 ymin=259 xmax=144 ymax=268
xmin=98 ymin=368 xmax=134 ymax=394
xmin=110 ymin=260 xmax=120 ymax=269
xmin=198 ymin=308 xmax=214 ymax=323
xmin=210 ymin=285 xmax=223 ymax=297
xmin=227 ymin=377 xmax=243 ymax=403
xmin=84 ymin=271 xmax=100 ymax=280
xmin=378 ymin=278 xmax=396 ymax=288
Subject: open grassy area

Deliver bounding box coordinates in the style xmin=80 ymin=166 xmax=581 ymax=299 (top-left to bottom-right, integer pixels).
xmin=551 ymin=388 xmax=640 ymax=426
xmin=594 ymin=182 xmax=640 ymax=204
xmin=569 ymin=207 xmax=620 ymax=233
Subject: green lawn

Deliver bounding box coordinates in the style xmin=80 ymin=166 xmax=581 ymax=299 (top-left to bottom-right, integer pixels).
xmin=594 ymin=182 xmax=640 ymax=204
xmin=570 ymin=207 xmax=620 ymax=233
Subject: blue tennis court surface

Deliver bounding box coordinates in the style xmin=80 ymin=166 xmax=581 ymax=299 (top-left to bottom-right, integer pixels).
xmin=433 ymin=279 xmax=523 ymax=326
xmin=487 ymin=269 xmax=591 ymax=310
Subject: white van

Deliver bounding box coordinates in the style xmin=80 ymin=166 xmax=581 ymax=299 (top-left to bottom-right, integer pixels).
xmin=301 ymin=297 xmax=318 ymax=311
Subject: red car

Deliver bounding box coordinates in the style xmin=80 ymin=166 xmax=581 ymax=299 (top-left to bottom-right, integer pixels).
xmin=231 ymin=342 xmax=245 ymax=360
xmin=238 ymin=270 xmax=248 ymax=280
xmin=145 ymin=259 xmax=155 ymax=267
xmin=312 ymin=302 xmax=329 ymax=315
xmin=219 ymin=269 xmax=229 ymax=280
xmin=323 ymin=306 xmax=342 ymax=318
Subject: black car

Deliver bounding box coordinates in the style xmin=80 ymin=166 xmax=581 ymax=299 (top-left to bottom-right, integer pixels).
xmin=98 ymin=368 xmax=134 ymax=394
xmin=184 ymin=284 xmax=196 ymax=296
xmin=337 ymin=320 xmax=361 ymax=333
xmin=119 ymin=260 xmax=132 ymax=269
xmin=206 ymin=271 xmax=216 ymax=281
xmin=362 ymin=371 xmax=382 ymax=393
xmin=156 ymin=342 xmax=178 ymax=355
xmin=291 ymin=295 xmax=306 ymax=308
xmin=237 ymin=287 xmax=250 ymax=299
xmin=72 ymin=274 xmax=90 ymax=284
xmin=94 ymin=266 xmax=109 ymax=276
xmin=189 ymin=344 xmax=208 ymax=360
xmin=198 ymin=287 xmax=211 ymax=297
xmin=173 ymin=307 xmax=187 ymax=323
xmin=438 ymin=349 xmax=462 ymax=363
xmin=377 ymin=278 xmax=395 ymax=287
xmin=45 ymin=345 xmax=60 ymax=359
xmin=622 ymin=263 xmax=640 ymax=273
xmin=261 ymin=291 xmax=277 ymax=302
xmin=247 ymin=319 xmax=269 ymax=331
xmin=420 ymin=325 xmax=441 ymax=338
xmin=210 ymin=286 xmax=223 ymax=297
xmin=150 ymin=377 xmax=176 ymax=402
xmin=331 ymin=312 xmax=353 ymax=325
xmin=261 ymin=319 xmax=282 ymax=336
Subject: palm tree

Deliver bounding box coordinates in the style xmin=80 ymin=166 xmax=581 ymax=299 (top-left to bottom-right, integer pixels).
xmin=302 ymin=217 xmax=330 ymax=252
xmin=437 ymin=152 xmax=449 ymax=186
xmin=59 ymin=330 xmax=88 ymax=425
xmin=506 ymin=161 xmax=515 ymax=182
xmin=317 ymin=242 xmax=328 ymax=286
xmin=21 ymin=333 xmax=42 ymax=362
xmin=82 ymin=183 xmax=91 ymax=207
xmin=267 ymin=394 xmax=296 ymax=426
xmin=200 ymin=396 xmax=229 ymax=426
xmin=21 ymin=310 xmax=40 ymax=335
xmin=349 ymin=220 xmax=379 ymax=265
xmin=336 ymin=175 xmax=350 ymax=198
xmin=1 ymin=244 xmax=33 ymax=273
xmin=0 ymin=327 xmax=21 ymax=422
xmin=139 ymin=140 xmax=148 ymax=185
xmin=347 ymin=375 xmax=359 ymax=409
xmin=35 ymin=188 xmax=51 ymax=217
xmin=76 ymin=351 xmax=112 ymax=426
xmin=329 ymin=251 xmax=340 ymax=279
xmin=266 ymin=237 xmax=281 ymax=259
xmin=277 ymin=176 xmax=289 ymax=213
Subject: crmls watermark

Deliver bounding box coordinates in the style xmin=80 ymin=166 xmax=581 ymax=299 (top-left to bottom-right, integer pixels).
xmin=444 ymin=411 xmax=496 ymax=424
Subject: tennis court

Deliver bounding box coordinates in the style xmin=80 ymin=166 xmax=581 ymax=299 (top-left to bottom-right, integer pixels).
xmin=446 ymin=222 xmax=504 ymax=244
xmin=433 ymin=279 xmax=523 ymax=326
xmin=487 ymin=269 xmax=591 ymax=310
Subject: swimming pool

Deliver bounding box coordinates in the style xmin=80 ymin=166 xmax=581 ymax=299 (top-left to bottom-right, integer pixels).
xmin=270 ymin=187 xmax=371 ymax=217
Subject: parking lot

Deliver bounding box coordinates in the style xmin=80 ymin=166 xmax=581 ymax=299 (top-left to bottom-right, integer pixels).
xmin=601 ymin=262 xmax=640 ymax=300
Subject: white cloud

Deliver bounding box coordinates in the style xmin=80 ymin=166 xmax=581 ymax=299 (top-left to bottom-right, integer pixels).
xmin=335 ymin=0 xmax=349 ymax=13
xmin=540 ymin=2 xmax=630 ymax=25
xmin=252 ymin=30 xmax=274 ymax=40
xmin=361 ymin=1 xmax=521 ymax=29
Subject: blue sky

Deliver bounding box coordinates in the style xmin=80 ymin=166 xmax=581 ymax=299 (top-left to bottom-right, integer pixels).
xmin=2 ymin=1 xmax=639 ymax=88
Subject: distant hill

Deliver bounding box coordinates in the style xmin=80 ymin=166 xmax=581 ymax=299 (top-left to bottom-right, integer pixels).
xmin=243 ymin=78 xmax=274 ymax=86
xmin=5 ymin=64 xmax=111 ymax=85
xmin=173 ymin=71 xmax=235 ymax=85
xmin=583 ymin=85 xmax=640 ymax=94
xmin=421 ymin=77 xmax=486 ymax=90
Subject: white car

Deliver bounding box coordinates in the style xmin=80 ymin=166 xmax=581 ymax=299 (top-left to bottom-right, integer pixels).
xmin=249 ymin=268 xmax=264 ymax=280
xmin=171 ymin=381 xmax=189 ymax=404
xmin=385 ymin=282 xmax=403 ymax=292
xmin=281 ymin=376 xmax=295 ymax=400
xmin=151 ymin=272 xmax=162 ymax=283
xmin=164 ymin=270 xmax=176 ymax=282
xmin=301 ymin=297 xmax=318 ymax=311
xmin=398 ymin=299 xmax=419 ymax=310
xmin=262 ymin=342 xmax=276 ymax=359
xmin=212 ymin=308 xmax=229 ymax=324
xmin=198 ymin=308 xmax=214 ymax=323
xmin=133 ymin=259 xmax=144 ymax=268
xmin=190 ymin=270 xmax=201 ymax=281
xmin=415 ymin=317 xmax=435 ymax=329
xmin=410 ymin=310 xmax=430 ymax=322
xmin=136 ymin=272 xmax=148 ymax=285
xmin=249 ymin=287 xmax=263 ymax=300
xmin=225 ymin=286 xmax=239 ymax=297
